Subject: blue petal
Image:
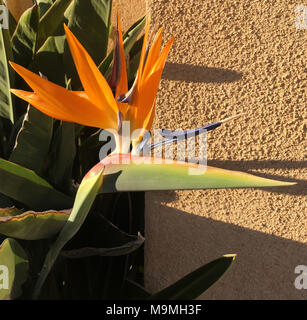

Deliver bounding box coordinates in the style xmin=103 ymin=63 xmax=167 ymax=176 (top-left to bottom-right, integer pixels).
xmin=108 ymin=30 xmax=122 ymax=90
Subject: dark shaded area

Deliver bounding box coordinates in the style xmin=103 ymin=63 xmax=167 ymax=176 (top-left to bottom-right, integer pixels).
xmin=145 ymin=204 xmax=307 ymax=300
xmin=162 ymin=62 xmax=243 ymax=83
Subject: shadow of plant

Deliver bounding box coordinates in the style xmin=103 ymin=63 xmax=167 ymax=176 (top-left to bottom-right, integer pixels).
xmin=162 ymin=62 xmax=243 ymax=83
xmin=145 ymin=202 xmax=307 ymax=300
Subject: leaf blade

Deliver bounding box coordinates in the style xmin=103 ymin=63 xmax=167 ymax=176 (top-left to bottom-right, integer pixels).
xmin=34 ymin=34 xmax=66 ymax=85
xmin=63 ymin=0 xmax=112 ymax=87
xmin=11 ymin=4 xmax=39 ymax=66
xmin=32 ymin=166 xmax=104 ymax=299
xmin=36 ymin=0 xmax=73 ymax=51
xmin=61 ymin=234 xmax=144 ymax=258
xmin=0 ymin=158 xmax=73 ymax=210
xmin=96 ymin=154 xmax=296 ymax=193
xmin=48 ymin=121 xmax=76 ymax=189
xmin=62 ymin=213 xmax=144 ymax=258
xmin=0 ymin=238 xmax=29 ymax=300
xmin=0 ymin=4 xmax=14 ymax=123
xmin=148 ymin=254 xmax=236 ymax=300
xmin=9 ymin=104 xmax=53 ymax=174
xmin=0 ymin=207 xmax=70 ymax=240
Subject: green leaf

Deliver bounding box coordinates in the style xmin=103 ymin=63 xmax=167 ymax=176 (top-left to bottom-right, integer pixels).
xmin=0 ymin=193 xmax=13 ymax=207
xmin=0 ymin=238 xmax=29 ymax=300
xmin=47 ymin=79 xmax=76 ymax=188
xmin=148 ymin=254 xmax=236 ymax=300
xmin=0 ymin=158 xmax=73 ymax=210
xmin=63 ymin=0 xmax=112 ymax=87
xmin=36 ymin=0 xmax=73 ymax=51
xmin=0 ymin=118 xmax=7 ymax=158
xmin=0 ymin=207 xmax=70 ymax=240
xmin=11 ymin=4 xmax=39 ymax=66
xmin=95 ymin=154 xmax=296 ymax=193
xmin=32 ymin=166 xmax=104 ymax=299
xmin=8 ymin=7 xmax=17 ymax=38
xmin=0 ymin=8 xmax=14 ymax=123
xmin=0 ymin=207 xmax=20 ymax=216
xmin=9 ymin=104 xmax=53 ymax=174
xmin=61 ymin=234 xmax=144 ymax=258
xmin=61 ymin=213 xmax=144 ymax=258
xmin=122 ymin=16 xmax=146 ymax=56
xmin=34 ymin=34 xmax=66 ymax=85
xmin=18 ymin=1 xmax=68 ymax=84
xmin=48 ymin=121 xmax=76 ymax=190
xmin=36 ymin=0 xmax=55 ymax=16
xmin=7 ymin=114 xmax=24 ymax=152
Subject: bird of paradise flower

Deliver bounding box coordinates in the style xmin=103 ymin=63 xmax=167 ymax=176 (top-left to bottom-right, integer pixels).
xmin=10 ymin=14 xmax=174 ymax=155
xmin=9 ymin=13 xmax=295 ymax=190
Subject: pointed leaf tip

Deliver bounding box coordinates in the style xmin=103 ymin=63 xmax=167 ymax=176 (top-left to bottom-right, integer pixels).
xmin=224 ymin=254 xmax=237 ymax=260
xmin=147 ymin=254 xmax=235 ymax=300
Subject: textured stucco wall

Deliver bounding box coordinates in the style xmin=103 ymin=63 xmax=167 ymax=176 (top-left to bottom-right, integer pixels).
xmin=144 ymin=0 xmax=306 ymax=299
xmin=4 ymin=0 xmax=33 ymax=21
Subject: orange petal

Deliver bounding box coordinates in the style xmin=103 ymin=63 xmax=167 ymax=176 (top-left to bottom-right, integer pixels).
xmin=142 ymin=28 xmax=163 ymax=81
xmin=128 ymin=37 xmax=174 ymax=131
xmin=11 ymin=89 xmax=118 ymax=129
xmin=115 ymin=13 xmax=129 ymax=116
xmin=128 ymin=70 xmax=162 ymax=131
xmin=11 ymin=90 xmax=77 ymax=123
xmin=64 ymin=25 xmax=118 ymax=114
xmin=145 ymin=37 xmax=174 ymax=82
xmin=10 ymin=62 xmax=118 ymax=129
xmin=136 ymin=16 xmax=151 ymax=90
xmin=143 ymin=98 xmax=156 ymax=132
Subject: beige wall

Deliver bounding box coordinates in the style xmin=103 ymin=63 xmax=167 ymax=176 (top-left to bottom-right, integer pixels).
xmin=4 ymin=0 xmax=33 ymax=21
xmin=144 ymin=0 xmax=306 ymax=299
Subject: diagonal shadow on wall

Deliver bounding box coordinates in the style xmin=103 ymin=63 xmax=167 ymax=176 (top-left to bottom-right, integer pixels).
xmin=145 ymin=202 xmax=307 ymax=300
xmin=162 ymin=62 xmax=243 ymax=83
